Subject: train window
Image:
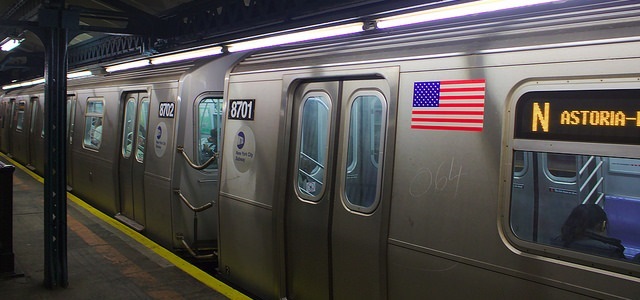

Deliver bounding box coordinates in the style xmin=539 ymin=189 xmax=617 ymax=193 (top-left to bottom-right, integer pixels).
xmin=513 ymin=151 xmax=527 ymax=177
xmin=544 ymin=153 xmax=576 ymax=183
xmin=296 ymin=93 xmax=331 ymax=200
xmin=15 ymin=101 xmax=25 ymax=132
xmin=66 ymin=96 xmax=77 ymax=142
xmin=346 ymin=108 xmax=358 ymax=174
xmin=343 ymin=92 xmax=387 ymax=213
xmin=83 ymin=98 xmax=104 ymax=150
xmin=0 ymin=102 xmax=4 ymax=128
xmin=197 ymin=97 xmax=223 ymax=169
xmin=122 ymin=98 xmax=136 ymax=158
xmin=135 ymin=98 xmax=150 ymax=162
xmin=9 ymin=100 xmax=15 ymax=129
xmin=510 ymin=150 xmax=640 ymax=263
xmin=29 ymin=98 xmax=38 ymax=134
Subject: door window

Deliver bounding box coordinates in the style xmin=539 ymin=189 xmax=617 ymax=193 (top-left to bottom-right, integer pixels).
xmin=296 ymin=93 xmax=331 ymax=200
xmin=83 ymin=98 xmax=105 ymax=150
xmin=15 ymin=101 xmax=25 ymax=132
xmin=343 ymin=92 xmax=387 ymax=213
xmin=135 ymin=98 xmax=149 ymax=162
xmin=30 ymin=98 xmax=38 ymax=134
xmin=122 ymin=98 xmax=136 ymax=158
xmin=197 ymin=97 xmax=223 ymax=169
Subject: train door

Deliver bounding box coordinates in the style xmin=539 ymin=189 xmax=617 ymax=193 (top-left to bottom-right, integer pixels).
xmin=285 ymin=82 xmax=339 ymax=300
xmin=285 ymin=79 xmax=393 ymax=299
xmin=117 ymin=91 xmax=150 ymax=230
xmin=66 ymin=95 xmax=76 ymax=188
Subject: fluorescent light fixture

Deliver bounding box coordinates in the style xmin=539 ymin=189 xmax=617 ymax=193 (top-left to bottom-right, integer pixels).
xmin=1 ymin=38 xmax=24 ymax=51
xmin=22 ymin=78 xmax=45 ymax=86
xmin=2 ymin=83 xmax=21 ymax=90
xmin=151 ymin=46 xmax=223 ymax=65
xmin=2 ymin=71 xmax=93 ymax=90
xmin=105 ymin=59 xmax=150 ymax=73
xmin=67 ymin=70 xmax=93 ymax=79
xmin=228 ymin=22 xmax=364 ymax=52
xmin=377 ymin=0 xmax=559 ymax=29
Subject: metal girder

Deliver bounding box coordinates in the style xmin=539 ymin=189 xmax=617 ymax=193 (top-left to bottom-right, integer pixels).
xmin=68 ymin=35 xmax=148 ymax=66
xmin=162 ymin=0 xmax=383 ymax=42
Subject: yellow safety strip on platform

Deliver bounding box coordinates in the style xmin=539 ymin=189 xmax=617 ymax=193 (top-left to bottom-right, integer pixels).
xmin=0 ymin=152 xmax=250 ymax=300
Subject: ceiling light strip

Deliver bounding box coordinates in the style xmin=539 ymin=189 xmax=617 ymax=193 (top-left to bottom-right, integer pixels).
xmin=227 ymin=22 xmax=365 ymax=53
xmin=376 ymin=0 xmax=560 ymax=29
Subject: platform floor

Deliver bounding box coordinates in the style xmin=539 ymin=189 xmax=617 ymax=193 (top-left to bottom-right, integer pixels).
xmin=0 ymin=155 xmax=249 ymax=300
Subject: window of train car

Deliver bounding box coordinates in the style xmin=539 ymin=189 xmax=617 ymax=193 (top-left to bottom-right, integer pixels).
xmin=510 ymin=88 xmax=640 ymax=267
xmin=135 ymin=98 xmax=150 ymax=162
xmin=510 ymin=151 xmax=640 ymax=263
xmin=513 ymin=151 xmax=527 ymax=177
xmin=9 ymin=100 xmax=15 ymax=129
xmin=29 ymin=98 xmax=38 ymax=135
xmin=66 ymin=96 xmax=77 ymax=142
xmin=343 ymin=92 xmax=387 ymax=213
xmin=83 ymin=98 xmax=104 ymax=150
xmin=296 ymin=93 xmax=331 ymax=200
xmin=15 ymin=101 xmax=25 ymax=132
xmin=197 ymin=97 xmax=223 ymax=169
xmin=0 ymin=102 xmax=4 ymax=128
xmin=544 ymin=153 xmax=577 ymax=183
xmin=122 ymin=99 xmax=136 ymax=158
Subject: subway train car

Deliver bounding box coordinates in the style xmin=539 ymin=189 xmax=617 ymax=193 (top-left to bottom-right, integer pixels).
xmin=215 ymin=1 xmax=640 ymax=299
xmin=0 ymin=53 xmax=244 ymax=255
xmin=2 ymin=0 xmax=640 ymax=299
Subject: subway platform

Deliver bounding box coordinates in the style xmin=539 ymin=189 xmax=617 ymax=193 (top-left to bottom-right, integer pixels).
xmin=0 ymin=154 xmax=250 ymax=300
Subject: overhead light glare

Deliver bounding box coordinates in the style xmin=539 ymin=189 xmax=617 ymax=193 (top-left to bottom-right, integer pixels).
xmin=228 ymin=22 xmax=364 ymax=52
xmin=22 ymin=78 xmax=45 ymax=86
xmin=377 ymin=0 xmax=559 ymax=29
xmin=67 ymin=71 xmax=93 ymax=79
xmin=151 ymin=46 xmax=223 ymax=65
xmin=105 ymin=59 xmax=150 ymax=73
xmin=2 ymin=83 xmax=21 ymax=90
xmin=1 ymin=38 xmax=24 ymax=51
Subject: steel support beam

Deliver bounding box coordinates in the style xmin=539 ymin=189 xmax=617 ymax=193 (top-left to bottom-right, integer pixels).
xmin=38 ymin=3 xmax=74 ymax=289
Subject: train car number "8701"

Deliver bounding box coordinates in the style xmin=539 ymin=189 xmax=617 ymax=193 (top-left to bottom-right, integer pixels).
xmin=229 ymin=99 xmax=255 ymax=120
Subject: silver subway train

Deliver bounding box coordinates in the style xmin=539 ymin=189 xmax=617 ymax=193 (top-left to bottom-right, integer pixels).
xmin=2 ymin=1 xmax=640 ymax=299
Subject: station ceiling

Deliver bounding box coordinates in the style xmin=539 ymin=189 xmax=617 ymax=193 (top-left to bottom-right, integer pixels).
xmin=0 ymin=0 xmax=439 ymax=88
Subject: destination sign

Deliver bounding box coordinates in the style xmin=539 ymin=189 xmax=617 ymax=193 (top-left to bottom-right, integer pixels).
xmin=515 ymin=90 xmax=640 ymax=145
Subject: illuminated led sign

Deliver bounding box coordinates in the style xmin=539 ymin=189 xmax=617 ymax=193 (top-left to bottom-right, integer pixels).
xmin=515 ymin=90 xmax=640 ymax=145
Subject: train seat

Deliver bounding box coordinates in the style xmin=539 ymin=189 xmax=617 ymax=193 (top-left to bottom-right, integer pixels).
xmin=604 ymin=195 xmax=640 ymax=259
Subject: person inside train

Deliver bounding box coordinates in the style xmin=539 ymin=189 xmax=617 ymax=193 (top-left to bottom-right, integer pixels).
xmin=91 ymin=119 xmax=102 ymax=147
xmin=556 ymin=204 xmax=626 ymax=259
xmin=203 ymin=129 xmax=217 ymax=157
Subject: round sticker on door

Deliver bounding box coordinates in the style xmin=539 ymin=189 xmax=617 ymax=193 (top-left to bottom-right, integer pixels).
xmin=155 ymin=122 xmax=168 ymax=157
xmin=233 ymin=125 xmax=255 ymax=173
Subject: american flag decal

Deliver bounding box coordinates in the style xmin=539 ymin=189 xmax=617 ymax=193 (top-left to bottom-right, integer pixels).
xmin=411 ymin=79 xmax=486 ymax=132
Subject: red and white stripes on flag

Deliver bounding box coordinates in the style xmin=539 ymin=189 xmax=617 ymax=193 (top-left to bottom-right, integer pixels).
xmin=411 ymin=79 xmax=486 ymax=132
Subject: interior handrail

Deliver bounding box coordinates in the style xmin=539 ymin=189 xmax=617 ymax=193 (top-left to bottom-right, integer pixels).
xmin=177 ymin=145 xmax=217 ymax=170
xmin=581 ymin=177 xmax=604 ymax=205
xmin=579 ymin=160 xmax=603 ymax=193
xmin=578 ymin=155 xmax=595 ymax=176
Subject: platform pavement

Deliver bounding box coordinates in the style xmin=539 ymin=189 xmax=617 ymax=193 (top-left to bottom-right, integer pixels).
xmin=0 ymin=155 xmax=250 ymax=299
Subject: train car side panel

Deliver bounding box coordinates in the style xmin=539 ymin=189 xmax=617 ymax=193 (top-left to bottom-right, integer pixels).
xmin=218 ymin=78 xmax=283 ymax=299
xmin=70 ymin=89 xmax=120 ymax=214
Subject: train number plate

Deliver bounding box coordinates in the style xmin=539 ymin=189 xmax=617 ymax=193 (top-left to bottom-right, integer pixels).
xmin=159 ymin=102 xmax=175 ymax=118
xmin=228 ymin=99 xmax=255 ymax=120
